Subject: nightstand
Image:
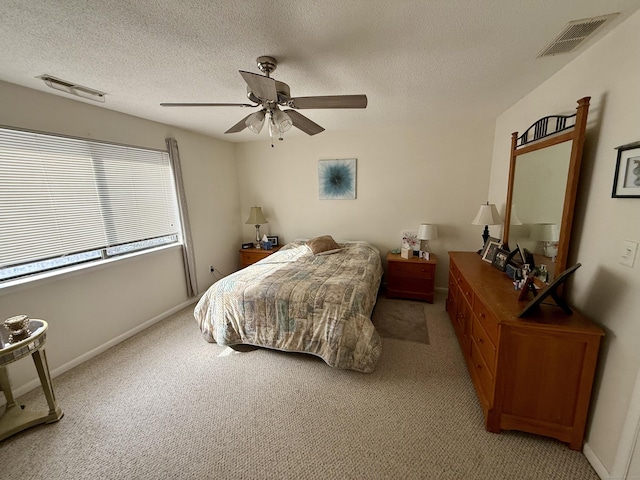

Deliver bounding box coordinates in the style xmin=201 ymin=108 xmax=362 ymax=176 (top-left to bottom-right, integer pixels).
xmin=386 ymin=252 xmax=437 ymax=303
xmin=239 ymin=246 xmax=282 ymax=268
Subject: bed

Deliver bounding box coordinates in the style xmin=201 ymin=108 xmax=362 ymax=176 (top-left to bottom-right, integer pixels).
xmin=193 ymin=238 xmax=383 ymax=372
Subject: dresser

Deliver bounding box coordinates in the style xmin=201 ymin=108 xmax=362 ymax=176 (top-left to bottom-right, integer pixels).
xmin=386 ymin=252 xmax=436 ymax=303
xmin=239 ymin=246 xmax=281 ymax=268
xmin=446 ymin=252 xmax=603 ymax=450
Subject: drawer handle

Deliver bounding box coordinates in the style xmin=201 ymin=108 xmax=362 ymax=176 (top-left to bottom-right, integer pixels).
xmin=477 ymin=337 xmax=483 ymax=344
xmin=475 ymin=363 xmax=482 ymax=370
xmin=479 ymin=312 xmax=485 ymax=318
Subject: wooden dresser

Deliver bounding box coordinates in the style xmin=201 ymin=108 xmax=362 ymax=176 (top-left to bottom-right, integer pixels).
xmin=446 ymin=251 xmax=603 ymax=450
xmin=386 ymin=252 xmax=437 ymax=303
xmin=239 ymin=246 xmax=281 ymax=268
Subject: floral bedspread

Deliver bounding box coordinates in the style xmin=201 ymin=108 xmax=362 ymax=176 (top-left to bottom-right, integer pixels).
xmin=193 ymin=241 xmax=383 ymax=372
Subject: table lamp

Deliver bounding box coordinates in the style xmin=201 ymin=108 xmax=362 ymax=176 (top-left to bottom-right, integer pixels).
xmin=245 ymin=206 xmax=268 ymax=249
xmin=530 ymin=223 xmax=559 ymax=259
xmin=417 ymin=223 xmax=438 ymax=256
xmin=471 ymin=202 xmax=503 ymax=251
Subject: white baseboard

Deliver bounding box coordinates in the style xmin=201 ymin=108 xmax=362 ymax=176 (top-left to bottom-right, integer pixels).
xmin=1 ymin=297 xmax=199 ymax=404
xmin=584 ymin=442 xmax=611 ymax=479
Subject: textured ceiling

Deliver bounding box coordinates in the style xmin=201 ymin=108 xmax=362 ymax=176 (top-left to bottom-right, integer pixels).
xmin=1 ymin=0 xmax=639 ymax=142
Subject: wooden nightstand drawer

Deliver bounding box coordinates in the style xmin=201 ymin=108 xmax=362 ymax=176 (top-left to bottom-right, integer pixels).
xmin=239 ymin=247 xmax=281 ymax=268
xmin=388 ymin=261 xmax=434 ymax=279
xmin=390 ymin=277 xmax=434 ymax=294
xmin=386 ymin=252 xmax=437 ymax=303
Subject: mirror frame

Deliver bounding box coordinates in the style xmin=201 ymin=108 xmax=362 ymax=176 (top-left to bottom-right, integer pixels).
xmin=503 ymin=97 xmax=590 ymax=281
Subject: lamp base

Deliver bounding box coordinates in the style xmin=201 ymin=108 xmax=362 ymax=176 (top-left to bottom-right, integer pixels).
xmin=482 ymin=225 xmax=490 ymax=245
xmin=254 ymin=225 xmax=262 ymax=249
xmin=477 ymin=225 xmax=490 ymax=254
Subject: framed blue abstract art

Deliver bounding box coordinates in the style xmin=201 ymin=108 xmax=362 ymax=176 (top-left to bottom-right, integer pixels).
xmin=318 ymin=158 xmax=356 ymax=200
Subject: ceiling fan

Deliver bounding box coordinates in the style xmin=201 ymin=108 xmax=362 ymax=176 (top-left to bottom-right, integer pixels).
xmin=160 ymin=56 xmax=367 ymax=145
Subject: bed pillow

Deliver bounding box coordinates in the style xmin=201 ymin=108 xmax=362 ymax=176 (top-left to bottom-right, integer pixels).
xmin=307 ymin=235 xmax=343 ymax=255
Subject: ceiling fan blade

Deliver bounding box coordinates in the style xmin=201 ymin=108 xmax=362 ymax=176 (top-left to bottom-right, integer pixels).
xmin=160 ymin=102 xmax=256 ymax=107
xmin=240 ymin=71 xmax=277 ymax=103
xmin=224 ymin=114 xmax=253 ymax=134
xmin=289 ymin=95 xmax=367 ymax=109
xmin=284 ymin=110 xmax=325 ymax=136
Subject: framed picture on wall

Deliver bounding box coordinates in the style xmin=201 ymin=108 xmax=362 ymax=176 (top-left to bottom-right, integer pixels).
xmin=612 ymin=141 xmax=640 ymax=198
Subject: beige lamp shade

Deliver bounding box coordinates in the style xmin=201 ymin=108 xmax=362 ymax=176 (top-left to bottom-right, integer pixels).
xmin=529 ymin=223 xmax=559 ymax=241
xmin=471 ymin=203 xmax=503 ymax=226
xmin=417 ymin=224 xmax=438 ymax=240
xmin=245 ymin=206 xmax=268 ymax=225
xmin=510 ymin=205 xmax=523 ymax=226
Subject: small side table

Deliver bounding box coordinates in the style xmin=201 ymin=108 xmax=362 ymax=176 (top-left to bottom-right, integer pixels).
xmin=239 ymin=246 xmax=282 ymax=269
xmin=386 ymin=252 xmax=437 ymax=303
xmin=0 ymin=319 xmax=63 ymax=441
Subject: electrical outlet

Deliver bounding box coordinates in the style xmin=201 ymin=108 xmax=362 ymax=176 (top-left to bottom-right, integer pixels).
xmin=619 ymin=240 xmax=638 ymax=267
xmin=209 ymin=265 xmax=215 ymax=273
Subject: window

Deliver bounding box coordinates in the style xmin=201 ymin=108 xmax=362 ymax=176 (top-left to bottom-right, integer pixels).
xmin=0 ymin=127 xmax=181 ymax=282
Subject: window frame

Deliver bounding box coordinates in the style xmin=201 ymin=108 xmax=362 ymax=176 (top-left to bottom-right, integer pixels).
xmin=0 ymin=125 xmax=183 ymax=287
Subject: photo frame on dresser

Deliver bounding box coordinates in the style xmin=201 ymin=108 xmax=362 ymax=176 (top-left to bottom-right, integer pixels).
xmin=492 ymin=248 xmax=510 ymax=271
xmin=481 ymin=238 xmax=502 ymax=263
xmin=518 ymin=263 xmax=582 ymax=317
xmin=480 ymin=236 xmax=500 ymax=259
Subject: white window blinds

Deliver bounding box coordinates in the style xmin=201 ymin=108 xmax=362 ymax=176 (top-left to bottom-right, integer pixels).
xmin=0 ymin=127 xmax=181 ymax=280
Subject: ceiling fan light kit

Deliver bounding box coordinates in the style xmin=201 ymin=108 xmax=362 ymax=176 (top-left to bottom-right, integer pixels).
xmin=246 ymin=110 xmax=265 ymax=133
xmin=161 ymin=56 xmax=367 ymax=146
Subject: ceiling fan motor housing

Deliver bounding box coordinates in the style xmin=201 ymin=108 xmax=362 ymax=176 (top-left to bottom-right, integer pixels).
xmin=246 ymin=81 xmax=290 ymax=106
xmin=256 ymin=56 xmax=277 ymax=76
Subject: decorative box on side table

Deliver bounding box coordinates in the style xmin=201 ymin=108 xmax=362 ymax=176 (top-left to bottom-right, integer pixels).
xmin=386 ymin=252 xmax=437 ymax=303
xmin=239 ymin=246 xmax=282 ymax=269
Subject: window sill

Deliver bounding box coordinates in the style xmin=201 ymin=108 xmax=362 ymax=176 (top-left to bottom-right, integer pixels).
xmin=0 ymin=243 xmax=182 ymax=296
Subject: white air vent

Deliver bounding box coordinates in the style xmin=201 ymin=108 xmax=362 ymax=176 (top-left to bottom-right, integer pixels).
xmin=37 ymin=74 xmax=106 ymax=102
xmin=537 ymin=13 xmax=619 ymax=58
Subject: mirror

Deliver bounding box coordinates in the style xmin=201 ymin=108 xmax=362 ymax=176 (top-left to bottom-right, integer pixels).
xmin=503 ymin=97 xmax=590 ymax=282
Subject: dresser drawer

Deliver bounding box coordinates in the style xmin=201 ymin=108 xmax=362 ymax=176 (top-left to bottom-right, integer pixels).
xmin=447 ymin=274 xmax=458 ymax=301
xmin=473 ymin=298 xmax=499 ymax=345
xmin=389 ymin=261 xmax=434 ymax=279
xmin=458 ymin=274 xmax=474 ymax=306
xmin=471 ymin=339 xmax=495 ymax=405
xmin=450 ymin=262 xmax=460 ymax=284
xmin=471 ymin=314 xmax=496 ymax=371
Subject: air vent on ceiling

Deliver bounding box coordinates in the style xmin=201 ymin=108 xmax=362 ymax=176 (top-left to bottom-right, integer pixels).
xmin=37 ymin=74 xmax=106 ymax=102
xmin=537 ymin=13 xmax=619 ymax=58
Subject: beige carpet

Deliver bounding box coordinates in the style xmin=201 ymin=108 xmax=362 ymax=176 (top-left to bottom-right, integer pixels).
xmin=371 ymin=296 xmax=429 ymax=344
xmin=0 ymin=293 xmax=598 ymax=479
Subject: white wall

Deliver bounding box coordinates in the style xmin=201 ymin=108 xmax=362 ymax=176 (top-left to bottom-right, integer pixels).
xmin=487 ymin=11 xmax=640 ymax=477
xmin=235 ymin=121 xmax=495 ymax=289
xmin=0 ymin=80 xmax=241 ymax=394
